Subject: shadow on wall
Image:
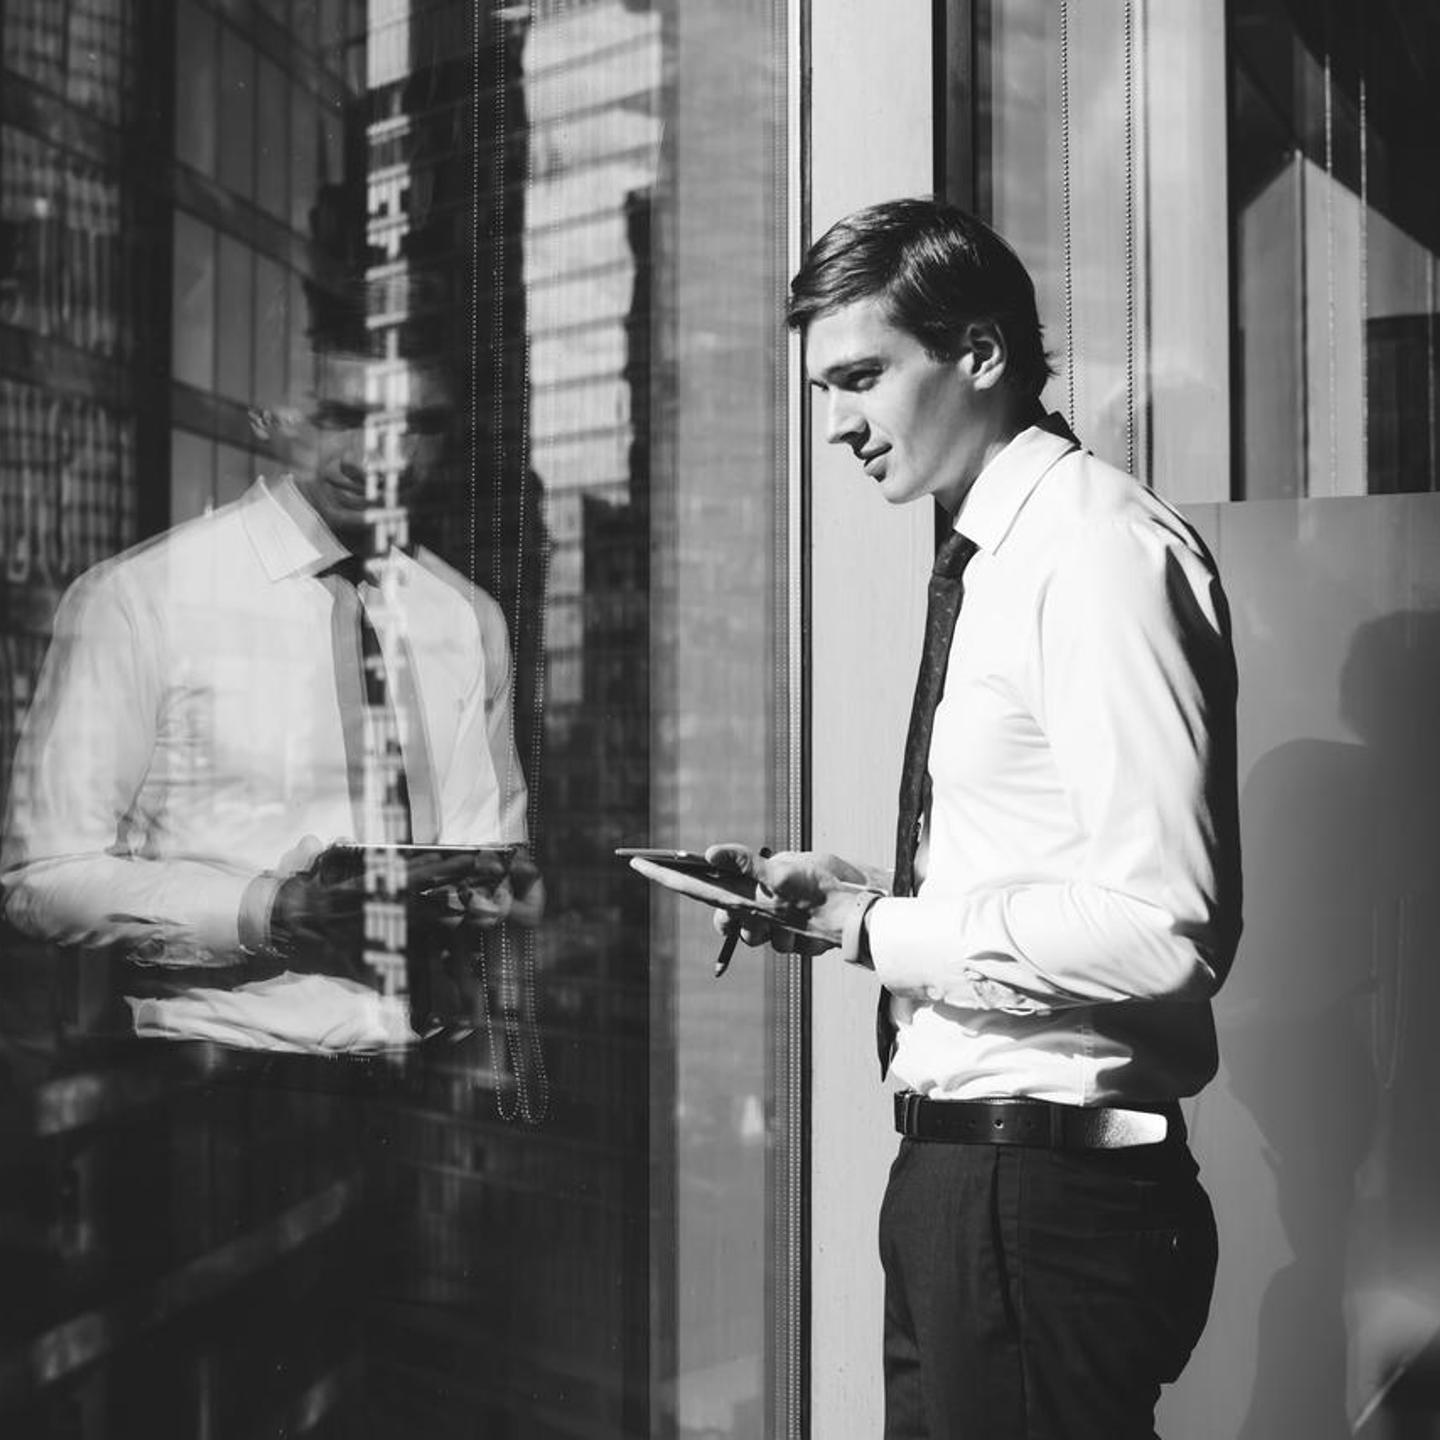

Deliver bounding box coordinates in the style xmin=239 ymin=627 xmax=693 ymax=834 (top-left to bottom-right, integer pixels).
xmin=1222 ymin=608 xmax=1440 ymax=1440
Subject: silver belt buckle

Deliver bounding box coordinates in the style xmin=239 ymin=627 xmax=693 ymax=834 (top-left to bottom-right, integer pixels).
xmin=1094 ymin=1106 xmax=1170 ymax=1148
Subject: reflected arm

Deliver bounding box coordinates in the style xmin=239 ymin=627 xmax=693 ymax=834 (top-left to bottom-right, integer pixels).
xmin=1 ymin=567 xmax=254 ymax=956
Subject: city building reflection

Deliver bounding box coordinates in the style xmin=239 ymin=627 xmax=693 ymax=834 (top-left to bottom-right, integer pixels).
xmin=0 ymin=2 xmax=787 ymax=1436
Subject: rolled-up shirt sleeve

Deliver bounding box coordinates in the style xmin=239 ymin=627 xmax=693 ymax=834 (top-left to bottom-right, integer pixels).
xmin=867 ymin=516 xmax=1240 ymax=1014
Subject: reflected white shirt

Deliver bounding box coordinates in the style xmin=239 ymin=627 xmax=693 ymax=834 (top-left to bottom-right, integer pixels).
xmin=867 ymin=424 xmax=1241 ymax=1104
xmin=1 ymin=477 xmax=527 ymax=958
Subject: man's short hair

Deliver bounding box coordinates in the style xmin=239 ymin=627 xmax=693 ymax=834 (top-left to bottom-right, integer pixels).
xmin=787 ymin=197 xmax=1055 ymax=398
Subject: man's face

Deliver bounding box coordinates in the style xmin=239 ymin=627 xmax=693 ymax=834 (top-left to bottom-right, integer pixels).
xmin=805 ymin=297 xmax=989 ymax=514
xmin=278 ymin=352 xmax=451 ymax=540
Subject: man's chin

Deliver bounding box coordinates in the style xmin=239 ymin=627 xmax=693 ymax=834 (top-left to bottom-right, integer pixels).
xmin=326 ymin=482 xmax=414 ymax=518
xmin=876 ymin=475 xmax=916 ymax=506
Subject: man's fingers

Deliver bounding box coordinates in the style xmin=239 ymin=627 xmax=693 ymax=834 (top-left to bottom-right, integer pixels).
xmin=705 ymin=842 xmax=757 ymax=875
xmin=508 ymin=849 xmax=542 ymax=899
xmin=408 ymin=851 xmax=489 ymax=890
xmin=507 ymin=874 xmax=546 ymax=927
xmin=769 ymin=926 xmax=798 ymax=955
xmin=277 ymin=834 xmax=326 ymax=875
xmin=711 ymin=907 xmax=772 ymax=948
xmin=759 ymin=851 xmax=824 ymax=902
xmin=463 ymin=878 xmax=513 ymax=928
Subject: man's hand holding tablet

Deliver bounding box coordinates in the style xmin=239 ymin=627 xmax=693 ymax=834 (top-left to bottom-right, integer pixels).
xmin=267 ymin=842 xmax=544 ymax=970
xmin=620 ymin=844 xmax=887 ymax=975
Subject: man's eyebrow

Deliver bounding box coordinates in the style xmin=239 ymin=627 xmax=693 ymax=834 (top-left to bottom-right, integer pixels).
xmin=808 ymin=354 xmax=882 ymax=388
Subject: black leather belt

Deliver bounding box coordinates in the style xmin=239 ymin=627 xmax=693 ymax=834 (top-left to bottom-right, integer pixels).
xmin=894 ymin=1092 xmax=1182 ymax=1150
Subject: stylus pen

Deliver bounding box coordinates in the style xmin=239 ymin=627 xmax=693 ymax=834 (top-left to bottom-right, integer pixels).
xmin=714 ymin=845 xmax=773 ymax=978
xmin=714 ymin=923 xmax=742 ymax=979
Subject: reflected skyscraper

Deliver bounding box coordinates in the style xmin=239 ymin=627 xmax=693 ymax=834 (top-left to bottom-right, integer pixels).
xmin=0 ymin=1 xmax=788 ymax=1434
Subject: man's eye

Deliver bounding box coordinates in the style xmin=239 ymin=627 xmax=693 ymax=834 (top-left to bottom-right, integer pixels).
xmin=847 ymin=372 xmax=879 ymax=392
xmin=310 ymin=404 xmax=368 ymax=431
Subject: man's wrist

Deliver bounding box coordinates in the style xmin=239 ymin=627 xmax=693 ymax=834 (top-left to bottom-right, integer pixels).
xmin=838 ymin=889 xmax=885 ymax=968
xmin=238 ymin=872 xmax=284 ymax=953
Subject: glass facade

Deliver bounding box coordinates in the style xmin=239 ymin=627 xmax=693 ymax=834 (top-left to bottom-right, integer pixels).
xmin=1230 ymin=0 xmax=1440 ymax=499
xmin=0 ymin=2 xmax=790 ymax=1436
xmin=947 ymin=0 xmax=1439 ymax=506
xmin=15 ymin=2 xmax=1437 ymax=1436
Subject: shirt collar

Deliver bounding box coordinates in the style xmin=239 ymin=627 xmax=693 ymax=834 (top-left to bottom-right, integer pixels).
xmin=240 ymin=475 xmax=352 ymax=581
xmin=952 ymin=414 xmax=1079 ymax=555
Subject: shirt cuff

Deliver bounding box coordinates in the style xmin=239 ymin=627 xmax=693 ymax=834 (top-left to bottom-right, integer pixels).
xmin=867 ymin=894 xmax=1049 ymax=1013
xmin=238 ymin=873 xmax=284 ymax=952
xmin=838 ymin=888 xmax=886 ymax=968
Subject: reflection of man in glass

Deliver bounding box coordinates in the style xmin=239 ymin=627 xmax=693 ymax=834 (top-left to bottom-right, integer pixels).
xmin=0 ymin=327 xmax=538 ymax=1052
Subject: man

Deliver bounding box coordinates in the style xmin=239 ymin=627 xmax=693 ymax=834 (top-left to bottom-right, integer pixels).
xmin=712 ymin=199 xmax=1241 ymax=1437
xmin=0 ymin=337 xmax=538 ymax=1051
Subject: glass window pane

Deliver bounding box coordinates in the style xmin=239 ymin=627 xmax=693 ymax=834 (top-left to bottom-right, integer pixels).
xmin=1228 ymin=1 xmax=1440 ymax=498
xmin=64 ymin=0 xmax=132 ymax=127
xmin=291 ymin=1 xmax=317 ymax=53
xmin=1 ymin=3 xmax=793 ymax=1437
xmin=288 ymin=264 xmax=313 ymax=401
xmin=319 ymin=99 xmax=343 ymax=185
xmin=175 ymin=0 xmax=217 ymax=177
xmin=217 ymin=24 xmax=255 ymax=199
xmin=214 ymin=233 xmax=253 ymax=402
xmin=171 ymin=210 xmax=215 ymax=389
xmin=216 ymin=439 xmax=255 ymax=505
xmin=171 ymin=426 xmax=215 ymax=522
xmin=953 ymin=0 xmax=1439 ymax=506
xmin=289 ymin=80 xmax=318 ymax=232
xmin=255 ymin=53 xmax=289 ymax=220
xmin=3 ymin=0 xmax=66 ymax=97
xmin=1 ymin=127 xmax=60 ymax=340
xmin=252 ymin=253 xmax=289 ymax=412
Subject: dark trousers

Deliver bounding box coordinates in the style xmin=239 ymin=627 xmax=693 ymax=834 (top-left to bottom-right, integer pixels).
xmin=879 ymin=1137 xmax=1217 ymax=1439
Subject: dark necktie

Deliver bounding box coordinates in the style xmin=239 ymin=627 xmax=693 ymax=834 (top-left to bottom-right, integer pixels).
xmin=319 ymin=554 xmax=414 ymax=844
xmin=878 ymin=529 xmax=979 ymax=1075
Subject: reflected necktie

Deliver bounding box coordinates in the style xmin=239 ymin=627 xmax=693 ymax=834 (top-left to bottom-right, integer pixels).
xmin=878 ymin=529 xmax=979 ymax=1075
xmin=319 ymin=555 xmax=414 ymax=844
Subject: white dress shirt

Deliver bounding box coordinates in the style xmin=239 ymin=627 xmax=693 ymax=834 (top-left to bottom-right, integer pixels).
xmin=867 ymin=423 xmax=1241 ymax=1105
xmin=1 ymin=476 xmax=528 ymax=962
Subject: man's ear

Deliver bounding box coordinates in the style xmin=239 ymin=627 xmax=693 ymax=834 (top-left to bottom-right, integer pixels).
xmin=958 ymin=321 xmax=1008 ymax=391
xmin=248 ymin=406 xmax=304 ymax=444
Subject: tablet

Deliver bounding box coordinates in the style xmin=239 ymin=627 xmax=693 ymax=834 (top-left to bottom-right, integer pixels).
xmin=614 ymin=847 xmax=731 ymax=872
xmin=617 ymin=848 xmax=758 ymax=897
xmin=618 ymin=848 xmax=823 ymax=938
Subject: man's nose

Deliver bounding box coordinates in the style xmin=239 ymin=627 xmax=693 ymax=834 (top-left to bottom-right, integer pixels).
xmin=823 ymin=392 xmax=865 ymax=446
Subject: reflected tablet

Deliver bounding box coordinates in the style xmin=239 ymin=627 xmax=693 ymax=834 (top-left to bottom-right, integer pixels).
xmin=318 ymin=842 xmax=517 ymax=891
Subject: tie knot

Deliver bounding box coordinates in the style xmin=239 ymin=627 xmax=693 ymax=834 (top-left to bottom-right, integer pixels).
xmin=934 ymin=532 xmax=977 ymax=580
xmin=319 ymin=553 xmax=371 ymax=588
